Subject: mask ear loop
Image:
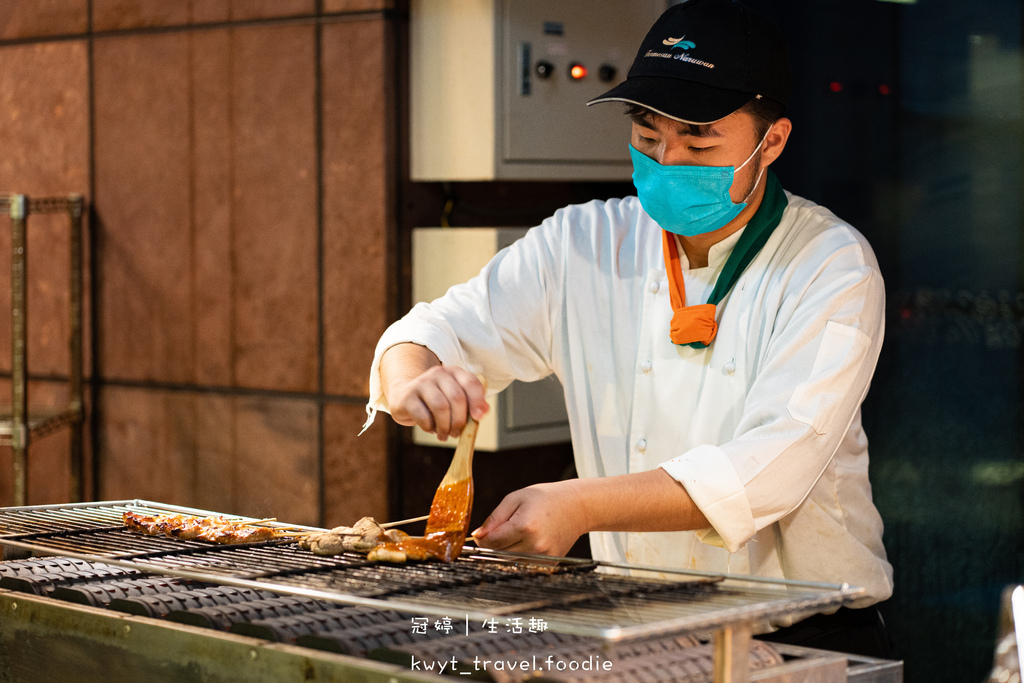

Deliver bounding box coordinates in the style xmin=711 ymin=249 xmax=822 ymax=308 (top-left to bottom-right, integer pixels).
xmin=740 ymin=167 xmax=768 ymax=204
xmin=736 ymin=124 xmax=773 ymax=204
xmin=736 ymin=124 xmax=773 ymax=173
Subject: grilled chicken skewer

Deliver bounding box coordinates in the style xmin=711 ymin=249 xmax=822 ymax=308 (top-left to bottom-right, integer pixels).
xmin=122 ymin=511 xmax=278 ymax=544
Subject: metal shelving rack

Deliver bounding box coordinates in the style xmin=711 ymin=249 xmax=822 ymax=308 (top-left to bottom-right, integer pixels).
xmin=0 ymin=194 xmax=85 ymax=506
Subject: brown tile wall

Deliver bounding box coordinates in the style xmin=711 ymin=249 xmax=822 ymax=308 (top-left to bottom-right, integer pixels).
xmin=93 ymin=32 xmax=196 ymax=385
xmin=92 ymin=0 xmax=317 ymax=32
xmin=0 ymin=5 xmax=396 ymax=525
xmin=322 ymin=19 xmax=392 ymax=397
xmin=0 ymin=1 xmax=88 ymax=40
xmin=94 ymin=25 xmax=319 ymax=391
xmin=99 ymin=386 xmax=319 ymax=525
xmin=323 ymin=403 xmax=389 ymax=527
xmin=323 ymin=0 xmax=395 ymax=12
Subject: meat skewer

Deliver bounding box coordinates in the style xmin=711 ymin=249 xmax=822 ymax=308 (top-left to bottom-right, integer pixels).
xmin=122 ymin=511 xmax=278 ymax=545
xmin=296 ymin=513 xmax=445 ymax=558
xmin=285 ymin=514 xmax=429 ymax=537
xmin=302 ymin=398 xmax=483 ymax=564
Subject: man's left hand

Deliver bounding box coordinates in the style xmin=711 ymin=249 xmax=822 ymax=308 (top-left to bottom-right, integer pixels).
xmin=471 ymin=481 xmax=590 ymax=557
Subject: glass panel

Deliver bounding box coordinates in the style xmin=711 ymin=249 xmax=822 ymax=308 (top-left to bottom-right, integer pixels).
xmin=747 ymin=1 xmax=1024 ymax=680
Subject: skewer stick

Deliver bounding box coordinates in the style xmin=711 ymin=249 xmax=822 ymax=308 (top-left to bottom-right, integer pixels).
xmin=280 ymin=514 xmax=432 ymax=539
xmin=380 ymin=514 xmax=429 ymax=529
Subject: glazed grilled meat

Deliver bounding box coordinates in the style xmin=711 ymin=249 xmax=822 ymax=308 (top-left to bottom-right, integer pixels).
xmin=122 ymin=511 xmax=277 ymax=544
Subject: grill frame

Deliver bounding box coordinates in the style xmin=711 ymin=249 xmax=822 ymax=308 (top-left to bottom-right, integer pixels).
xmin=0 ymin=586 xmax=442 ymax=683
xmin=0 ymin=499 xmax=864 ymax=643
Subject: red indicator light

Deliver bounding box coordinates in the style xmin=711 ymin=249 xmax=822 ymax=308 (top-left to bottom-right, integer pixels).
xmin=829 ymin=81 xmax=843 ymax=93
xmin=570 ymin=64 xmax=588 ymax=80
xmin=879 ymin=84 xmax=891 ymax=95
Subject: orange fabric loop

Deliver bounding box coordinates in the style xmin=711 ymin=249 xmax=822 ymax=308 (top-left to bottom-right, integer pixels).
xmin=669 ymin=303 xmax=718 ymax=346
xmin=662 ymin=231 xmax=686 ymax=311
xmin=662 ymin=230 xmax=720 ymax=346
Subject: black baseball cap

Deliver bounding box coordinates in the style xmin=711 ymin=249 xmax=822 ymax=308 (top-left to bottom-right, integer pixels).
xmin=588 ymin=0 xmax=791 ymax=125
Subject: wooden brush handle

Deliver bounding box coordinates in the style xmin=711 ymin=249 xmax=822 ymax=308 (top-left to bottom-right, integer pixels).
xmin=440 ymin=417 xmax=478 ymax=487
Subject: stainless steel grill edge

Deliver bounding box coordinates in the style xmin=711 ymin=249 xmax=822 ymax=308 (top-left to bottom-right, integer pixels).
xmin=0 ymin=499 xmax=902 ymax=682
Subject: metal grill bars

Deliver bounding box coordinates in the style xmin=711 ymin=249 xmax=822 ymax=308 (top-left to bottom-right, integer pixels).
xmin=0 ymin=500 xmax=864 ymax=641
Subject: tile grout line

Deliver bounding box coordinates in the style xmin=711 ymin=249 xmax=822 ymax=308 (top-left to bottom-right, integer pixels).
xmin=187 ymin=25 xmax=200 ymax=499
xmin=314 ymin=0 xmax=328 ymax=528
xmin=0 ymin=371 xmax=368 ymax=405
xmin=85 ymin=0 xmax=102 ymax=502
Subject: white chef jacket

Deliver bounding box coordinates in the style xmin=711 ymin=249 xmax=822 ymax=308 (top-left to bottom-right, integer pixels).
xmin=366 ymin=192 xmax=894 ymax=610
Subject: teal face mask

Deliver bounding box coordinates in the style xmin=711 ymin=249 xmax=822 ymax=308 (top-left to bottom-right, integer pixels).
xmin=630 ymin=129 xmax=768 ymax=237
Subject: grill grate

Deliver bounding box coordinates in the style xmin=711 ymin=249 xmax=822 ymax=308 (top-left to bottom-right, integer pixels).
xmin=0 ymin=501 xmax=152 ymax=536
xmin=0 ymin=500 xmax=864 ymax=642
xmin=389 ymin=571 xmax=718 ymax=615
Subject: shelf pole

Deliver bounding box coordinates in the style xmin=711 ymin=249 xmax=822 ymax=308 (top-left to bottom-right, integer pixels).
xmin=10 ymin=195 xmax=28 ymax=507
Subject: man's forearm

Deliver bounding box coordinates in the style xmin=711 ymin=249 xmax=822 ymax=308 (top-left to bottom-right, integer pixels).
xmin=572 ymin=468 xmax=710 ymax=533
xmin=472 ymin=468 xmax=712 ymax=555
xmin=379 ymin=343 xmax=441 ymax=404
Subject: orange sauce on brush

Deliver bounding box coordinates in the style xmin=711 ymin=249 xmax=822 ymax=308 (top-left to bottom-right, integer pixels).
xmin=376 ymin=478 xmax=473 ymax=562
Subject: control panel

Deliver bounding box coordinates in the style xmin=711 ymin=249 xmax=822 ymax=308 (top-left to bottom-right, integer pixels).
xmin=410 ymin=0 xmax=665 ymax=181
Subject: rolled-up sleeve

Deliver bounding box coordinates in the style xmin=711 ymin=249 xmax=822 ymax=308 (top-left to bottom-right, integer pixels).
xmin=660 ymin=444 xmax=756 ymax=551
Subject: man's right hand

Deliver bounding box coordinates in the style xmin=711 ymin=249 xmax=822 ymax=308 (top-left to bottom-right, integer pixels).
xmin=380 ymin=344 xmax=489 ymax=441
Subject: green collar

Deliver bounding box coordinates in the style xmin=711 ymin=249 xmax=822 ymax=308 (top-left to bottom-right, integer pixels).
xmin=685 ymin=169 xmax=789 ymax=349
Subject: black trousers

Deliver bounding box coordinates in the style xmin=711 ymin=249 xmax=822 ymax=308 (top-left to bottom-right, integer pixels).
xmin=755 ymin=604 xmax=893 ymax=660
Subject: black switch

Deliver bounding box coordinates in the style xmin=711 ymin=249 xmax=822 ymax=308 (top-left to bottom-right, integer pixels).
xmin=535 ymin=61 xmax=554 ymax=79
xmin=599 ymin=64 xmax=617 ymax=82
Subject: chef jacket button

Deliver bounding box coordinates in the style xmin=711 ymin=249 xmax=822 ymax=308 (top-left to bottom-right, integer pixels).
xmin=636 ymin=438 xmax=647 ymax=453
xmin=723 ymin=361 xmax=736 ymax=375
xmin=640 ymin=360 xmax=652 ymax=375
xmin=649 ymin=281 xmax=660 ymax=294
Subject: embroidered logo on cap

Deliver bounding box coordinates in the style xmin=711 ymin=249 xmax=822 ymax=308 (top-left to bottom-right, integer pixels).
xmin=663 ymin=36 xmax=696 ymax=51
xmin=645 ymin=34 xmax=714 ymax=69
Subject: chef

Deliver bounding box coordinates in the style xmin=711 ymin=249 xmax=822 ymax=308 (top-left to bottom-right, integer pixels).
xmin=365 ymin=0 xmax=893 ymax=659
